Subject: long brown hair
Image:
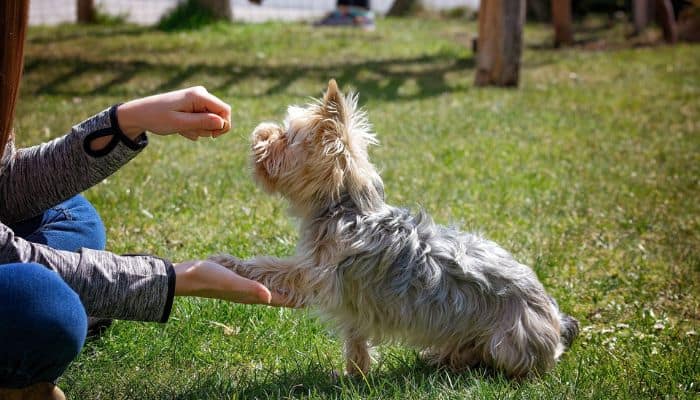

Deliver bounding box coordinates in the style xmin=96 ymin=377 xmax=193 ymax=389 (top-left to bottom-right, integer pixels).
xmin=0 ymin=1 xmax=30 ymax=152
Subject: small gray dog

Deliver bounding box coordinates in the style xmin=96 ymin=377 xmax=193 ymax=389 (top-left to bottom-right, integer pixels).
xmin=211 ymin=80 xmax=578 ymax=378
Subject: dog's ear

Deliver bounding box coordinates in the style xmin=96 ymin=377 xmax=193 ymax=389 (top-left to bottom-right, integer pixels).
xmin=321 ymin=79 xmax=348 ymax=125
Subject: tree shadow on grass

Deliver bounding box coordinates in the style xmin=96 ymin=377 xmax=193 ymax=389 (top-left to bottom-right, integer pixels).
xmin=526 ymin=19 xmax=668 ymax=51
xmin=23 ymin=53 xmax=475 ymax=102
xmin=27 ymin=25 xmax=148 ymax=45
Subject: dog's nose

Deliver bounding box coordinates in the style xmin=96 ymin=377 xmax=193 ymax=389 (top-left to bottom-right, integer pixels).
xmin=252 ymin=123 xmax=281 ymax=143
xmin=256 ymin=129 xmax=271 ymax=142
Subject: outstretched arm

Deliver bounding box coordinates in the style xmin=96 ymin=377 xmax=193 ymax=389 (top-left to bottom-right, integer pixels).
xmin=0 ymin=87 xmax=231 ymax=224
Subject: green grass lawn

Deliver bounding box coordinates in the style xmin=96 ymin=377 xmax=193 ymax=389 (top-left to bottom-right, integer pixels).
xmin=17 ymin=16 xmax=699 ymax=399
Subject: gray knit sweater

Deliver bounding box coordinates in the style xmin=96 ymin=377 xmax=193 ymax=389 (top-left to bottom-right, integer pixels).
xmin=0 ymin=106 xmax=175 ymax=322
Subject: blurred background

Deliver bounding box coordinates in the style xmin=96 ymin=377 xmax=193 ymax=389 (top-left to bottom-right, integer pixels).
xmin=29 ymin=0 xmax=482 ymax=25
xmin=26 ymin=0 xmax=700 ymax=33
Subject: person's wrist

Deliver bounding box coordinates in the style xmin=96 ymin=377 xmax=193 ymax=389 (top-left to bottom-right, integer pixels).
xmin=174 ymin=261 xmax=200 ymax=297
xmin=116 ymin=101 xmax=147 ymax=140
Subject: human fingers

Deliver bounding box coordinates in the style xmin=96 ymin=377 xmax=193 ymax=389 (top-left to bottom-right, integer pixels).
xmin=226 ymin=273 xmax=273 ymax=304
xmin=179 ymin=129 xmax=220 ymax=140
xmin=183 ymin=87 xmax=232 ymax=128
xmin=178 ymin=131 xmax=200 ymax=141
xmin=175 ymin=260 xmax=273 ymax=304
xmin=193 ymin=88 xmax=232 ymax=121
xmin=211 ymin=124 xmax=231 ymax=138
xmin=174 ymin=111 xmax=227 ymax=132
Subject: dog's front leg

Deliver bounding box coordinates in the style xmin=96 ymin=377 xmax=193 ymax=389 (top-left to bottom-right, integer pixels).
xmin=344 ymin=330 xmax=371 ymax=377
xmin=209 ymin=254 xmax=311 ymax=307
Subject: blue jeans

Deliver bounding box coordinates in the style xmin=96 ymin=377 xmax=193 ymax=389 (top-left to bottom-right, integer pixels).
xmin=0 ymin=195 xmax=106 ymax=388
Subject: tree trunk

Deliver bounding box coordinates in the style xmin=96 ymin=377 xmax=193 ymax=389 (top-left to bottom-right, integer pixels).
xmin=632 ymin=0 xmax=651 ymax=34
xmin=655 ymin=0 xmax=678 ymax=43
xmin=474 ymin=0 xmax=526 ymax=87
xmin=387 ymin=0 xmax=418 ymax=17
xmin=77 ymin=0 xmax=95 ymax=23
xmin=197 ymin=0 xmax=233 ymax=20
xmin=552 ymin=0 xmax=573 ymax=47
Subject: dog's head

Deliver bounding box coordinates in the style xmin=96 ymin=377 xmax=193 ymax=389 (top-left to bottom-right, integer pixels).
xmin=251 ymin=80 xmax=383 ymax=216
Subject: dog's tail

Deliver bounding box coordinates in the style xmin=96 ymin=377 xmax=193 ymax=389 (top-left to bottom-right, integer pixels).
xmin=549 ymin=296 xmax=580 ymax=356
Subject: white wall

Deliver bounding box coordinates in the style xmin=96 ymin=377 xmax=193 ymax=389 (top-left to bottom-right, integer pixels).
xmin=29 ymin=0 xmax=481 ymax=26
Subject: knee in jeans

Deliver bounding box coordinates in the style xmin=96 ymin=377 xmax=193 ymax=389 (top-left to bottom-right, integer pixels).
xmin=0 ymin=263 xmax=87 ymax=385
xmin=80 ymin=211 xmax=106 ymax=251
xmin=67 ymin=195 xmax=107 ymax=250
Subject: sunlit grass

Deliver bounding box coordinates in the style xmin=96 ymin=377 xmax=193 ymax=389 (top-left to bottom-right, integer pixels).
xmin=16 ymin=17 xmax=700 ymax=399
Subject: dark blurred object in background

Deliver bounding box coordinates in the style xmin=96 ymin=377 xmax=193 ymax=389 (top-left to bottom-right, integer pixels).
xmin=315 ymin=0 xmax=375 ymax=30
xmin=677 ymin=2 xmax=700 ymax=41
xmin=527 ymin=0 xmax=693 ymax=21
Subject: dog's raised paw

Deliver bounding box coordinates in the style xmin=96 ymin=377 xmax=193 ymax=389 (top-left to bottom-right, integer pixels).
xmin=208 ymin=254 xmax=243 ymax=271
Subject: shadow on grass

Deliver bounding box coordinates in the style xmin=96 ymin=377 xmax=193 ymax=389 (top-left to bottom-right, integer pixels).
xmin=166 ymin=359 xmax=505 ymax=400
xmin=23 ymin=53 xmax=475 ymax=102
xmin=526 ymin=19 xmax=668 ymax=51
xmin=27 ymin=25 xmax=148 ymax=45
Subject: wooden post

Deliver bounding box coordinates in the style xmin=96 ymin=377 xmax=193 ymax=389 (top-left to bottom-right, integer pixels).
xmin=196 ymin=0 xmax=233 ymax=20
xmin=474 ymin=0 xmax=526 ymax=87
xmin=632 ymin=0 xmax=651 ymax=34
xmin=77 ymin=0 xmax=95 ymax=23
xmin=655 ymin=0 xmax=678 ymax=43
xmin=552 ymin=0 xmax=573 ymax=47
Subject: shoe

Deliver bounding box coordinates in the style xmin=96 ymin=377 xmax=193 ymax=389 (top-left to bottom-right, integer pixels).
xmin=315 ymin=6 xmax=375 ymax=30
xmin=87 ymin=317 xmax=113 ymax=338
xmin=315 ymin=9 xmax=356 ymax=26
xmin=0 ymin=382 xmax=65 ymax=400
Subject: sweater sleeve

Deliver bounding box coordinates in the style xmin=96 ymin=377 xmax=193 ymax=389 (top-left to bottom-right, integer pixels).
xmin=0 ymin=105 xmax=176 ymax=322
xmin=0 ymin=105 xmax=147 ymax=224
xmin=0 ymin=221 xmax=176 ymax=322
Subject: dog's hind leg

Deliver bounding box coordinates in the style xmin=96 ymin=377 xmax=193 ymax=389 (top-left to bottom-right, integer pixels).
xmin=420 ymin=342 xmax=482 ymax=372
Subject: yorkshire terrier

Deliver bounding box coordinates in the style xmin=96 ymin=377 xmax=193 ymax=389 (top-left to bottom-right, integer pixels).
xmin=211 ymin=80 xmax=578 ymax=378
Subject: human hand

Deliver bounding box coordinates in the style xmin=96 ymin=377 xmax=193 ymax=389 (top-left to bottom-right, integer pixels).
xmin=116 ymin=87 xmax=232 ymax=141
xmin=173 ymin=260 xmax=291 ymax=306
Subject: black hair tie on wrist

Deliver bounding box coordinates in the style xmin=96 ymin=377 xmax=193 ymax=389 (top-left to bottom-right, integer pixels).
xmin=83 ymin=127 xmax=121 ymax=158
xmin=83 ymin=104 xmax=148 ymax=157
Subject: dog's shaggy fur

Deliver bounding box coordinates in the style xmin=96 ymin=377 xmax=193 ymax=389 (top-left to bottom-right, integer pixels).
xmin=211 ymin=80 xmax=579 ymax=378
